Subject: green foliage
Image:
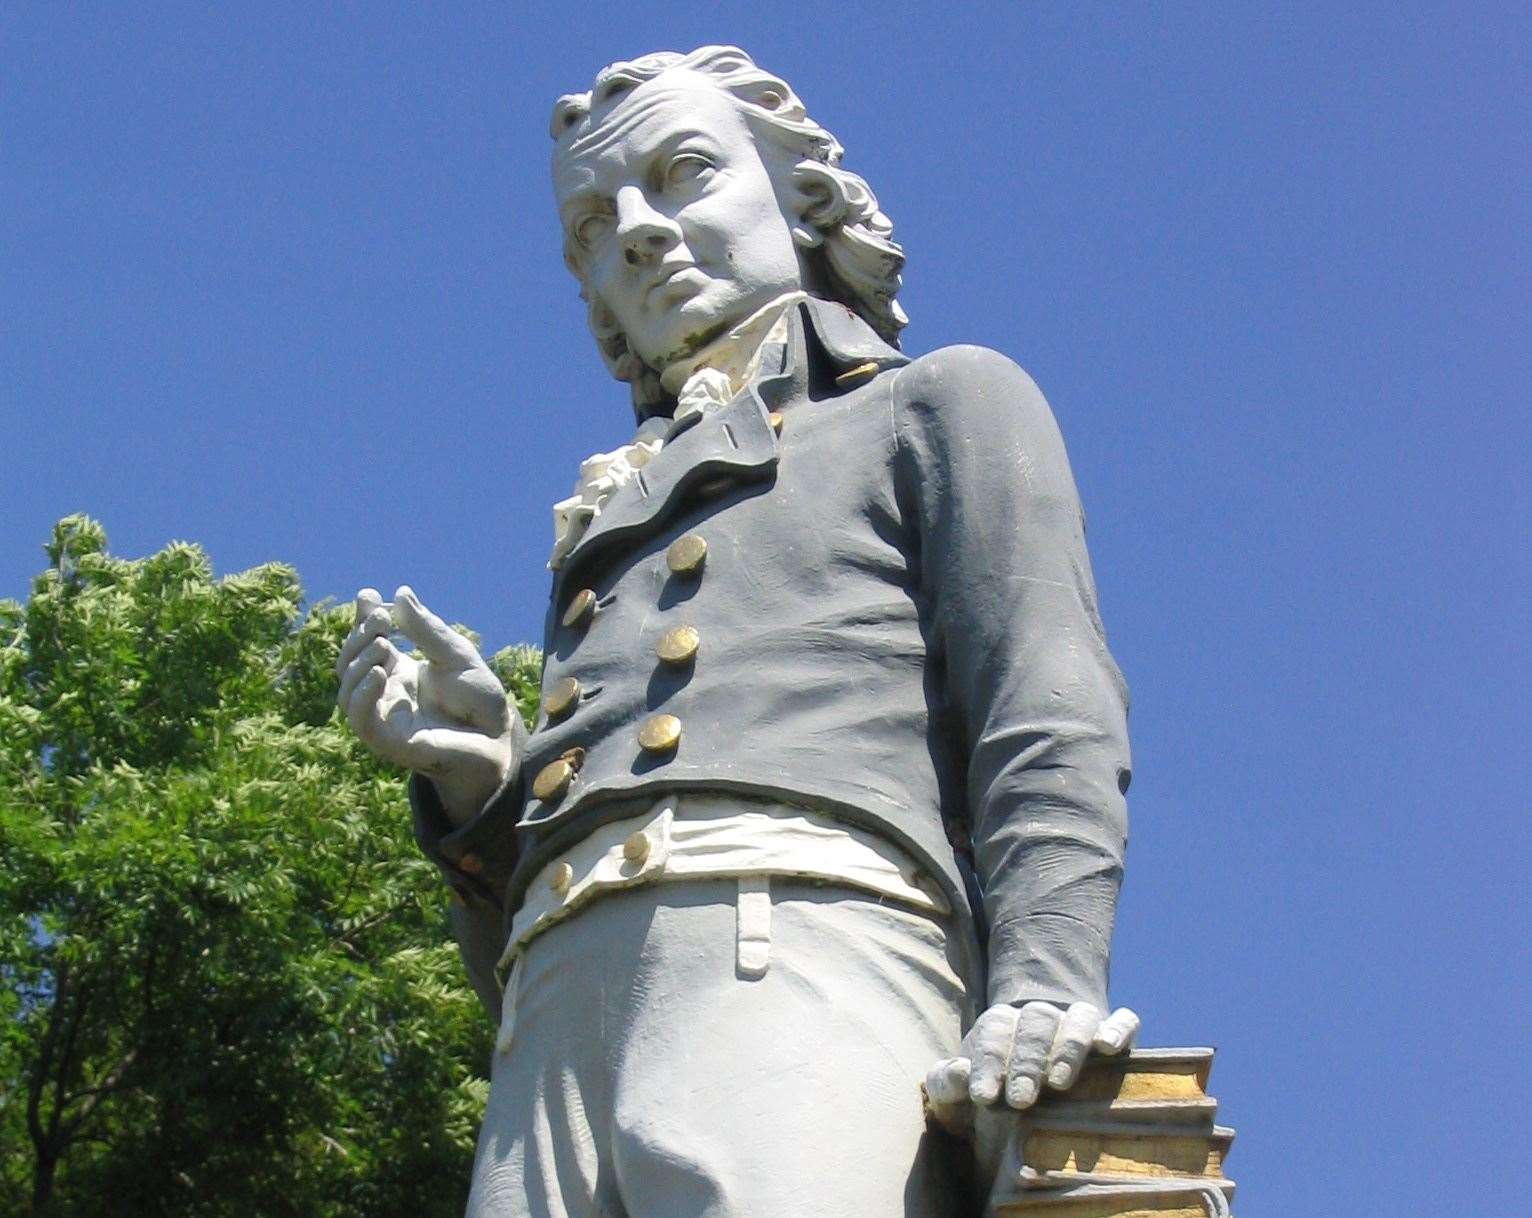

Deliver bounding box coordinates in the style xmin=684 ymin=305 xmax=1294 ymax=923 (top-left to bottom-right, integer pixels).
xmin=487 ymin=644 xmax=543 ymax=737
xmin=0 ymin=517 xmax=541 ymax=1217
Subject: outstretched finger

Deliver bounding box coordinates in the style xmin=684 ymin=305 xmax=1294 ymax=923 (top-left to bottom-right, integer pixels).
xmin=392 ymin=585 xmax=478 ymax=670
xmin=1005 ymin=1002 xmax=1063 ymax=1109
xmin=1046 ymin=1001 xmax=1101 ymax=1091
xmin=1093 ymin=1007 xmax=1140 ymax=1056
xmin=338 ymin=636 xmax=400 ymax=707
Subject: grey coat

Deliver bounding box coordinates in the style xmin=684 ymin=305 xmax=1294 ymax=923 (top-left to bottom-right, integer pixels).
xmin=414 ymin=296 xmax=1130 ymax=1022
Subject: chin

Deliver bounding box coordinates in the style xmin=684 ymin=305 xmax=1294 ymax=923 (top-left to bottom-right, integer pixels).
xmin=666 ymin=288 xmax=780 ymax=356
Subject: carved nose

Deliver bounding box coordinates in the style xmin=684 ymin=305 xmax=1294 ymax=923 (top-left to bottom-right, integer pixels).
xmin=615 ymin=186 xmax=678 ymax=265
xmin=621 ymin=225 xmax=672 ymax=266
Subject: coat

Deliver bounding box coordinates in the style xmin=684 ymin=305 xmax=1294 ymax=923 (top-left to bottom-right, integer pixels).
xmin=413 ymin=295 xmax=1131 ymax=1022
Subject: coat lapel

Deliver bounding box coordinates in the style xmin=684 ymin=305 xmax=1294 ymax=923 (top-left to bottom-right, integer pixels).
xmin=551 ymin=297 xmax=907 ymax=591
xmin=553 ymin=385 xmax=780 ymax=586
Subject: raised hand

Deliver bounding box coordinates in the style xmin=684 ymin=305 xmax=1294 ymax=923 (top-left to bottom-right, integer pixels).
xmin=335 ymin=586 xmax=518 ymax=825
xmin=924 ymin=1001 xmax=1140 ymax=1133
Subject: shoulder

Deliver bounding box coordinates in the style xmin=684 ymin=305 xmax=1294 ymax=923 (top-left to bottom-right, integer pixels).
xmin=896 ymin=344 xmax=1041 ymax=401
xmin=891 ymin=344 xmax=1062 ymax=451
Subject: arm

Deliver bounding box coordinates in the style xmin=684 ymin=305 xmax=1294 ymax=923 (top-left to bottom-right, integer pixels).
xmin=893 ymin=347 xmax=1137 ymax=1108
xmin=336 ymin=586 xmax=523 ymax=1022
xmin=409 ymin=769 xmax=524 ymax=1024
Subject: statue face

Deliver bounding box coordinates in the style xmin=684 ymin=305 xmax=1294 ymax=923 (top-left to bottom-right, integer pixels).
xmin=554 ymin=71 xmax=804 ymax=372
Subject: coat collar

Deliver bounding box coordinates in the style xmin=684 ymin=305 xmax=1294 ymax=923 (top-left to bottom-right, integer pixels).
xmin=551 ymin=298 xmax=908 ymax=592
xmin=794 ymin=295 xmax=908 ymax=385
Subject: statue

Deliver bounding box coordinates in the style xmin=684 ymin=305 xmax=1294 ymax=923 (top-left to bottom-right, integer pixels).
xmin=335 ymin=46 xmax=1232 ymax=1218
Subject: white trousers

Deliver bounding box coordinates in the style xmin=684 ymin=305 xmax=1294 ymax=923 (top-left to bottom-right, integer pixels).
xmin=467 ymin=878 xmax=975 ymax=1218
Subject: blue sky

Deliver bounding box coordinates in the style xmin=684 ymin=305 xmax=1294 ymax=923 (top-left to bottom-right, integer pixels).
xmin=4 ymin=4 xmax=1527 ymax=1212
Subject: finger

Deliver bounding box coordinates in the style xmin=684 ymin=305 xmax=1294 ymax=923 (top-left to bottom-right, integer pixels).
xmin=353 ymin=587 xmax=383 ymax=627
xmin=392 ymin=585 xmax=478 ymax=670
xmin=336 ymin=605 xmax=395 ymax=679
xmin=402 ymin=724 xmax=512 ymax=784
xmin=1005 ymin=1002 xmax=1063 ymax=1109
xmin=924 ymin=1057 xmax=972 ymax=1109
xmin=338 ymin=637 xmax=401 ymax=708
xmin=1093 ymin=1007 xmax=1141 ymax=1056
xmin=965 ymin=1005 xmax=1020 ymax=1106
xmin=345 ymin=665 xmax=393 ymax=754
xmin=1046 ymin=1001 xmax=1101 ymax=1091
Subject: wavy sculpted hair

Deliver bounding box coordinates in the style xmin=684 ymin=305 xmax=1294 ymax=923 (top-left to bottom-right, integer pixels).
xmin=550 ymin=45 xmax=907 ymax=413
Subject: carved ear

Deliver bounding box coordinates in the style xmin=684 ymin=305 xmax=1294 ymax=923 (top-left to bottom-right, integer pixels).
xmin=550 ymin=94 xmax=589 ymax=140
xmin=789 ymin=162 xmax=848 ymax=247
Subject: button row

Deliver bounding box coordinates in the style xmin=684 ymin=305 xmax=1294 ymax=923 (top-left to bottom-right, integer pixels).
xmin=530 ymin=711 xmax=680 ymax=804
xmin=546 ymin=829 xmax=651 ymax=895
xmin=559 ymin=531 xmax=707 ymax=638
xmin=538 ymin=528 xmax=712 ymax=804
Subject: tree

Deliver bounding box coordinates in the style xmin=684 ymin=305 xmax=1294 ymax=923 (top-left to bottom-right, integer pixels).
xmin=0 ymin=517 xmax=538 ymax=1217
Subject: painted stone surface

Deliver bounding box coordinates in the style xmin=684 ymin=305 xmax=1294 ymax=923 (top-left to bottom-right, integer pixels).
xmin=335 ymin=44 xmax=1232 ymax=1218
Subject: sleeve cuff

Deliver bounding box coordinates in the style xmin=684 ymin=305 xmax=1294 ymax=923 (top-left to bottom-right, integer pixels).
xmin=409 ymin=771 xmax=522 ymax=910
xmin=985 ymin=911 xmax=1112 ymax=1011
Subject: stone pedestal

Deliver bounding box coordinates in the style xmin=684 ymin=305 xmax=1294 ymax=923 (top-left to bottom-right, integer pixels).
xmin=987 ymin=1048 xmax=1235 ymax=1218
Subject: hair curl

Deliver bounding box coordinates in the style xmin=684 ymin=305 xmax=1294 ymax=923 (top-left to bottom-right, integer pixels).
xmin=550 ymin=46 xmax=907 ymax=412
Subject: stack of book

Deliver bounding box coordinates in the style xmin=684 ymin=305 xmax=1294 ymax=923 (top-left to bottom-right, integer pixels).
xmin=989 ymin=1048 xmax=1236 ymax=1217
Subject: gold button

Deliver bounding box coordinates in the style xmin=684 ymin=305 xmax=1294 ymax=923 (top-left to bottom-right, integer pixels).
xmin=835 ymin=360 xmax=880 ymax=388
xmin=458 ymin=853 xmax=482 ymax=876
xmin=637 ymin=713 xmax=682 ymax=754
xmin=666 ymin=533 xmax=707 ymax=576
xmin=622 ymin=832 xmax=650 ymax=864
xmin=768 ymin=410 xmax=784 ymax=435
xmin=655 ymin=624 xmax=700 ymax=665
xmin=561 ymin=588 xmax=597 ymax=629
xmin=531 ymin=757 xmax=574 ymax=802
xmin=541 ymin=676 xmax=580 ymax=721
xmin=549 ymin=861 xmax=574 ymax=894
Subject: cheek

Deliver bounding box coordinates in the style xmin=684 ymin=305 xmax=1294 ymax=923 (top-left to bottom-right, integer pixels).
xmin=685 ymin=183 xmax=797 ymax=276
xmin=585 ymin=252 xmax=641 ymax=320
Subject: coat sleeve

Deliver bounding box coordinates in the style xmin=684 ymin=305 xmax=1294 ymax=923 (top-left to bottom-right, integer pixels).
xmin=892 ymin=346 xmax=1130 ymax=1011
xmin=408 ymin=719 xmax=528 ymax=1024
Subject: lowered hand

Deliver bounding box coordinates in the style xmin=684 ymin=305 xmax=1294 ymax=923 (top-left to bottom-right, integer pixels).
xmin=924 ymin=1001 xmax=1140 ymax=1132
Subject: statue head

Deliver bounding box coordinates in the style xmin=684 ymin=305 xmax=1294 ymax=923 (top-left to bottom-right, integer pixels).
xmin=550 ymin=46 xmax=906 ymax=414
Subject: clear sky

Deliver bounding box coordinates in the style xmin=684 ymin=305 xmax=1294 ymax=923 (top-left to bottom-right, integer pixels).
xmin=4 ymin=4 xmax=1527 ymax=1213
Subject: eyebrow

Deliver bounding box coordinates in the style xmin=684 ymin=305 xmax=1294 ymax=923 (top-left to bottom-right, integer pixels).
xmin=556 ymin=128 xmax=722 ymax=225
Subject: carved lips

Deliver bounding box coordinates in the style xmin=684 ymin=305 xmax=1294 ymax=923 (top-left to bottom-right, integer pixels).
xmin=645 ymin=260 xmax=703 ymax=304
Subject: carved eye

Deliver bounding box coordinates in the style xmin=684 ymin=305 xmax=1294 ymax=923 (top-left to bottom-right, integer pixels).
xmin=664 ymin=153 xmax=714 ymax=190
xmin=574 ymin=212 xmax=614 ymax=250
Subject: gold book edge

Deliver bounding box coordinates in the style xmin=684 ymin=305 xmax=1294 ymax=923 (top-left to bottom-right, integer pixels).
xmin=995 ymin=1195 xmax=1222 ymax=1218
xmin=1022 ymin=1127 xmax=1234 ymax=1182
xmin=1028 ymin=1097 xmax=1221 ymax=1127
xmin=1067 ymin=1053 xmax=1214 ymax=1105
xmin=996 ymin=1201 xmax=1207 ymax=1218
xmin=994 ymin=1177 xmax=1236 ymax=1217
